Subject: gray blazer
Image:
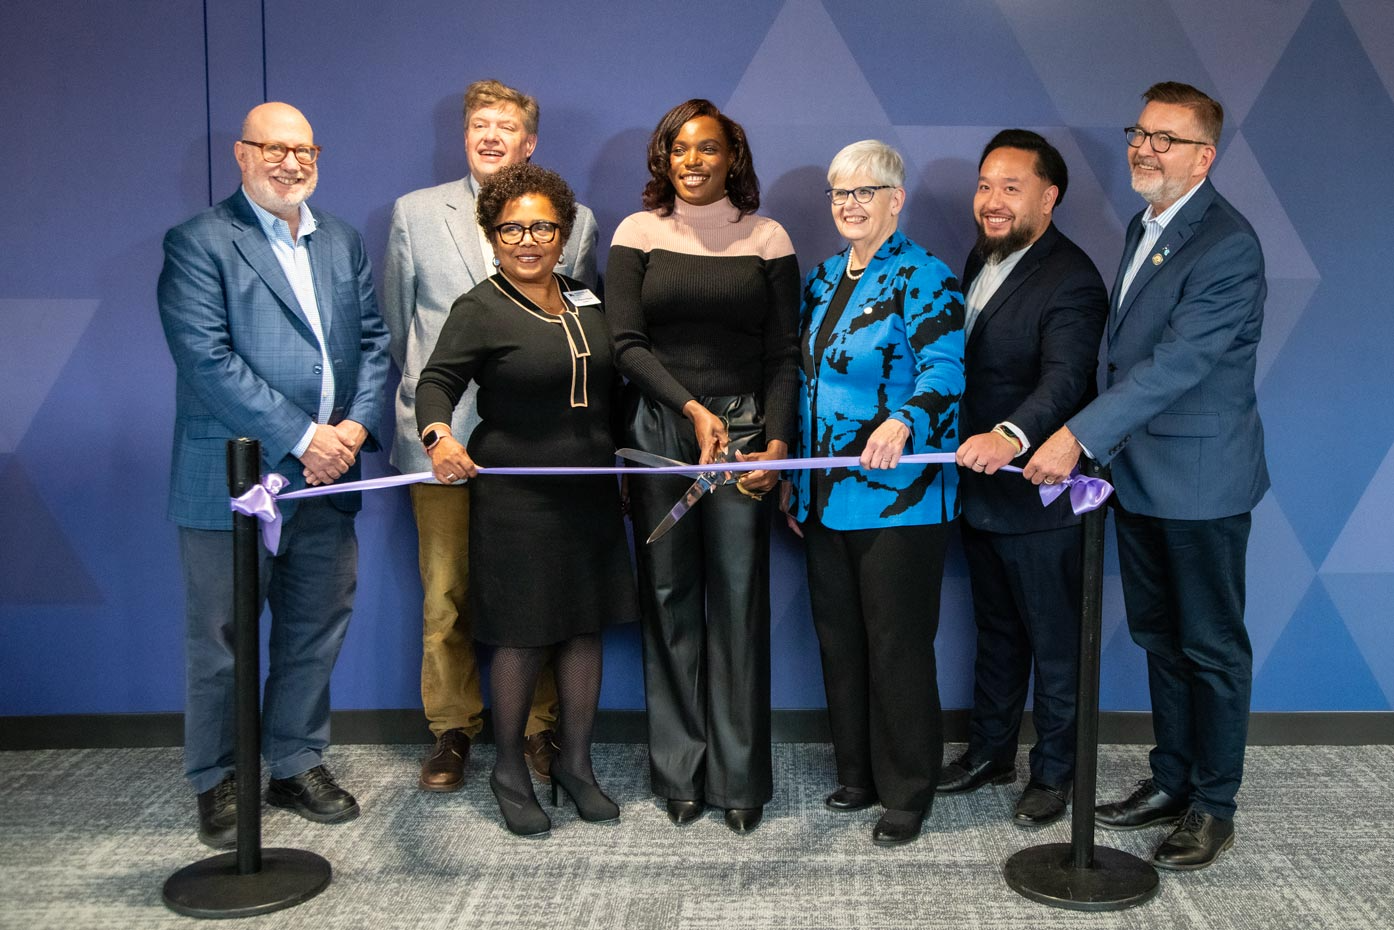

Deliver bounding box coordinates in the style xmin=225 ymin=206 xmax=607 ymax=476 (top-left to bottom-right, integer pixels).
xmin=382 ymin=177 xmax=599 ymax=473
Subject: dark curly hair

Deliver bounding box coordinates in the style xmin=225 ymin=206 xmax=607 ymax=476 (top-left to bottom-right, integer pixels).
xmin=642 ymin=99 xmax=760 ymax=217
xmin=476 ymin=163 xmax=578 ymax=245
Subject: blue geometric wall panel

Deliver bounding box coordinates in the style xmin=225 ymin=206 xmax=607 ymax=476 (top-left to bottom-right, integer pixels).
xmin=2 ymin=0 xmax=1391 ymax=717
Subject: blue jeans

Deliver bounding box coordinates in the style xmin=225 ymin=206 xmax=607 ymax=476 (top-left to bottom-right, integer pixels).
xmin=180 ymin=499 xmax=357 ymax=793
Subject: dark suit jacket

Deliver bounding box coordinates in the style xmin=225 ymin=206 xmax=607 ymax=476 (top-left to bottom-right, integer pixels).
xmin=959 ymin=223 xmax=1107 ymax=534
xmin=1068 ymin=179 xmax=1269 ymax=520
xmin=158 ymin=190 xmax=391 ymax=530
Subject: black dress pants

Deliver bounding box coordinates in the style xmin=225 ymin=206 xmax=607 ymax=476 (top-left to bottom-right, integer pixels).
xmin=960 ymin=522 xmax=1082 ymax=786
xmin=626 ymin=392 xmax=773 ymax=809
xmin=803 ymin=517 xmax=950 ymax=812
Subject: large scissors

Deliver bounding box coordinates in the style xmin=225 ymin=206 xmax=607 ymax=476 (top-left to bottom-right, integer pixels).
xmin=617 ymin=447 xmax=739 ymax=543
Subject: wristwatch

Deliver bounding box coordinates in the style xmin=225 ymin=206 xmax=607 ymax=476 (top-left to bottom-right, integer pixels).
xmin=422 ymin=427 xmax=445 ymax=452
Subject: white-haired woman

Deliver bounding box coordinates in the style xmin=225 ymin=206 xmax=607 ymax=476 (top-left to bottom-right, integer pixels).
xmin=785 ymin=140 xmax=964 ymax=846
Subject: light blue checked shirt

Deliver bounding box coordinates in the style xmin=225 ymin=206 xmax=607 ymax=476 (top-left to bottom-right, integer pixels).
xmin=241 ymin=188 xmax=334 ymax=458
xmin=1115 ymin=177 xmax=1206 ymax=309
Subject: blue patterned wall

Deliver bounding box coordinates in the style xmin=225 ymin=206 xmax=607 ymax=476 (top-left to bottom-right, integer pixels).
xmin=3 ymin=0 xmax=1391 ymax=718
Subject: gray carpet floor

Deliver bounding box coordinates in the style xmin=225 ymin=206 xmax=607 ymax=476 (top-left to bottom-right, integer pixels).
xmin=1 ymin=742 xmax=1391 ymax=929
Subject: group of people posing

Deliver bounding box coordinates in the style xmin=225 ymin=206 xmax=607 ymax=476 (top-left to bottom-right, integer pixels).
xmin=159 ymin=77 xmax=1268 ymax=875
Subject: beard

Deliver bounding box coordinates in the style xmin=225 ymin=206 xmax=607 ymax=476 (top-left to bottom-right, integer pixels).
xmin=247 ymin=170 xmax=318 ymax=217
xmin=972 ymin=218 xmax=1036 ymax=264
xmin=1130 ymin=162 xmax=1188 ymax=207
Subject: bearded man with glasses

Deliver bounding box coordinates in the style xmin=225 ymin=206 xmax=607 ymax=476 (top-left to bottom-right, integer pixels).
xmin=1025 ymin=81 xmax=1269 ymax=871
xmin=158 ymin=102 xmax=390 ymax=847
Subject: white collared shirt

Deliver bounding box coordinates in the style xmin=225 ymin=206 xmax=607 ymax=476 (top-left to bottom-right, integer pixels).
xmin=965 ymin=243 xmax=1033 ymax=454
xmin=242 ymin=188 xmax=333 ymax=457
xmin=1115 ymin=179 xmax=1206 ymax=308
xmin=468 ymin=175 xmax=497 ymax=273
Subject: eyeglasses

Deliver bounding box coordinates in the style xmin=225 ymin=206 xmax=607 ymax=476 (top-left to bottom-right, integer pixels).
xmin=825 ymin=185 xmax=894 ymax=205
xmin=493 ymin=221 xmax=559 ymax=245
xmin=239 ymin=140 xmax=322 ymax=165
xmin=1124 ymin=127 xmax=1210 ymax=153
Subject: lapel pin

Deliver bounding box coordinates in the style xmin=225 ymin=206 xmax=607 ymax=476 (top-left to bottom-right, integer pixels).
xmin=1151 ymin=253 xmax=1163 ymax=265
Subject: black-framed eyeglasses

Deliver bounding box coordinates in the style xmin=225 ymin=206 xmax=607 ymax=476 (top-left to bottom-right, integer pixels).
xmin=493 ymin=221 xmax=559 ymax=245
xmin=239 ymin=140 xmax=322 ymax=165
xmin=1124 ymin=127 xmax=1210 ymax=153
xmin=825 ymin=185 xmax=894 ymax=205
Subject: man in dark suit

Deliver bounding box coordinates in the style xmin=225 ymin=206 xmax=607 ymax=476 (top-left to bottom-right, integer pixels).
xmin=383 ymin=80 xmax=599 ymax=793
xmin=1026 ymin=82 xmax=1269 ymax=870
xmin=158 ymin=102 xmax=390 ymax=848
xmin=938 ymin=130 xmax=1107 ymax=827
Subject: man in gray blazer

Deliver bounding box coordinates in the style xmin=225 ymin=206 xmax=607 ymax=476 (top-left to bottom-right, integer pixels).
xmin=159 ymin=102 xmax=390 ymax=847
xmin=383 ymin=79 xmax=598 ymax=793
xmin=1026 ymin=82 xmax=1268 ymax=871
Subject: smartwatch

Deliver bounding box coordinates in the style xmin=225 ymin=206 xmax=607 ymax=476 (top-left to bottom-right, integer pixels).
xmin=422 ymin=427 xmax=446 ymax=452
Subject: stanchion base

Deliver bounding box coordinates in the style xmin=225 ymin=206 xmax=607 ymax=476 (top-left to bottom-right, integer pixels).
xmin=162 ymin=847 xmax=331 ymax=919
xmin=1004 ymin=843 xmax=1159 ymax=912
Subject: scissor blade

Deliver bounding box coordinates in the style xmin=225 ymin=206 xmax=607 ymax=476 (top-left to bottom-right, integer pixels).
xmin=616 ymin=447 xmax=703 ymax=475
xmin=646 ymin=476 xmax=712 ymax=544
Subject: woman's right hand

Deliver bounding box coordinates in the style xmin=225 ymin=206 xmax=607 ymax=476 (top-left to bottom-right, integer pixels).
xmin=778 ymin=479 xmax=803 ymax=538
xmin=429 ymin=435 xmax=478 ymax=484
xmin=683 ymin=400 xmax=729 ymax=466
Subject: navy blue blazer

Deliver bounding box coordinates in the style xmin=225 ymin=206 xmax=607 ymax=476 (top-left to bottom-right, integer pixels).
xmin=1068 ymin=179 xmax=1269 ymax=520
xmin=959 ymin=223 xmax=1108 ymax=534
xmin=791 ymin=231 xmax=964 ymax=530
xmin=158 ymin=190 xmax=391 ymax=530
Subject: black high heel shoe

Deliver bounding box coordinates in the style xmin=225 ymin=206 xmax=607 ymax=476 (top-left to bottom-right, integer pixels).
xmin=489 ymin=773 xmax=551 ymax=837
xmin=549 ymin=763 xmax=619 ymax=823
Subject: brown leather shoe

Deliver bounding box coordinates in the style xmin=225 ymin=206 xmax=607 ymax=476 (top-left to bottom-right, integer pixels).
xmin=419 ymin=728 xmax=470 ymax=792
xmin=524 ymin=729 xmax=558 ymax=783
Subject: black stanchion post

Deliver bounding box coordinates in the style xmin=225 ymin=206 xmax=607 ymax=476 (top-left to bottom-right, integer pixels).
xmin=1002 ymin=459 xmax=1159 ymax=910
xmin=162 ymin=438 xmax=332 ymax=919
xmin=231 ymin=437 xmax=263 ymax=874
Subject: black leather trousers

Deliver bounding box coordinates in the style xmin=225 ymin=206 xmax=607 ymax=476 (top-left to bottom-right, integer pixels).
xmin=624 ymin=390 xmax=773 ymax=809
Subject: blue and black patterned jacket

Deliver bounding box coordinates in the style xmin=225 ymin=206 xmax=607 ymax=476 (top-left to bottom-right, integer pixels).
xmin=791 ymin=230 xmax=964 ymax=530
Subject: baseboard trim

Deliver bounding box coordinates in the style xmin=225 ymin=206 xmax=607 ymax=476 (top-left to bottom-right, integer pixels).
xmin=2 ymin=709 xmax=1391 ymax=751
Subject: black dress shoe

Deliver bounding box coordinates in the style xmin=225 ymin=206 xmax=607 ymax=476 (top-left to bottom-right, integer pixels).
xmin=724 ymin=806 xmax=763 ymax=834
xmin=666 ymin=798 xmax=704 ymax=824
xmin=196 ymin=774 xmax=237 ymax=849
xmin=872 ymin=809 xmax=924 ymax=846
xmin=1152 ymin=806 xmax=1234 ymax=871
xmin=419 ymin=728 xmax=470 ymax=792
xmin=1013 ymin=781 xmax=1070 ymax=827
xmin=936 ymin=753 xmax=1016 ymax=793
xmin=1095 ymin=777 xmax=1188 ymax=831
xmin=825 ymin=785 xmax=878 ymax=812
xmin=267 ymin=765 xmax=360 ymax=824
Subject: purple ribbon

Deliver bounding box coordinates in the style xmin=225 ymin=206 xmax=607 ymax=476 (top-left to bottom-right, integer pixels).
xmin=228 ymin=453 xmax=1111 ymax=551
xmin=229 ymin=472 xmax=289 ymax=552
xmin=1027 ymin=467 xmax=1114 ymax=513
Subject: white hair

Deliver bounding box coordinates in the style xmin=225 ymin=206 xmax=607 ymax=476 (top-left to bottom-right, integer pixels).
xmin=827 ymin=139 xmax=905 ymax=188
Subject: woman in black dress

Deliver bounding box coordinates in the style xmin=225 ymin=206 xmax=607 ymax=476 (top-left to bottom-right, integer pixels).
xmin=416 ymin=164 xmax=636 ymax=837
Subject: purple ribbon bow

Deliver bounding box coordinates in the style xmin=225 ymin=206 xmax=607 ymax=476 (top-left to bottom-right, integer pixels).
xmin=1018 ymin=467 xmax=1113 ymax=514
xmin=229 ymin=472 xmax=290 ymax=552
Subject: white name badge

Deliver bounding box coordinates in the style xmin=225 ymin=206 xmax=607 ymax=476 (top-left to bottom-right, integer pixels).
xmin=563 ymin=288 xmax=601 ymax=307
